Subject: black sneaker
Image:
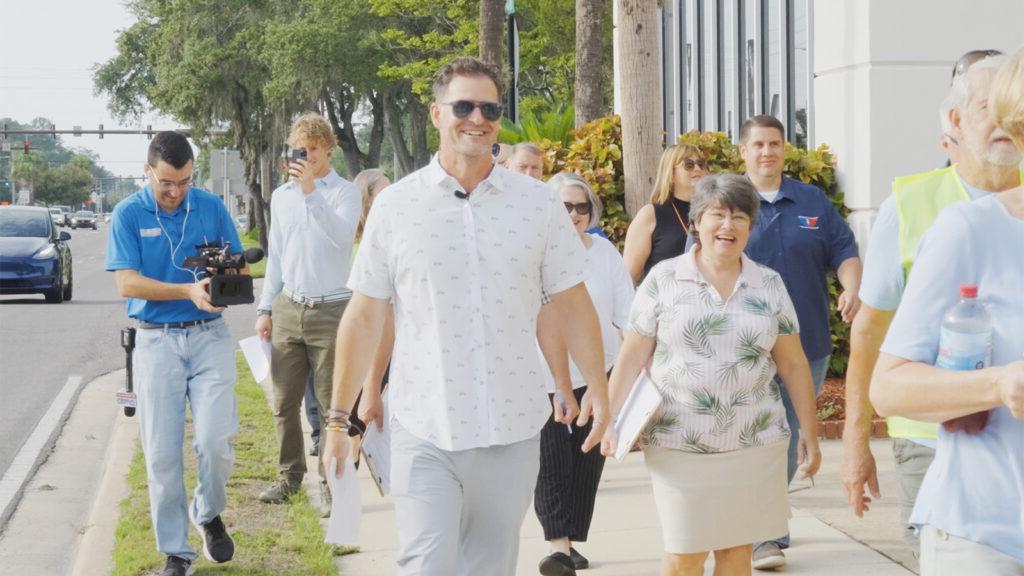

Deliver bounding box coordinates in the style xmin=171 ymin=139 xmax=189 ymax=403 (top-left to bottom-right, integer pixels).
xmin=539 ymin=552 xmax=577 ymax=576
xmin=191 ymin=513 xmax=235 ymax=563
xmin=160 ymin=555 xmax=194 ymax=576
xmin=569 ymin=547 xmax=589 ymax=570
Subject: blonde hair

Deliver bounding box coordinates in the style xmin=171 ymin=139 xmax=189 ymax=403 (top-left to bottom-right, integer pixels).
xmin=650 ymin=144 xmax=706 ymax=204
xmin=353 ymin=168 xmax=391 ymax=240
xmin=989 ymin=47 xmax=1024 ymax=149
xmin=287 ymin=112 xmax=337 ymax=149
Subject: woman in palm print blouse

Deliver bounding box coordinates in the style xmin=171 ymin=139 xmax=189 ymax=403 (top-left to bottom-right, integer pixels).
xmin=603 ymin=174 xmax=821 ymax=576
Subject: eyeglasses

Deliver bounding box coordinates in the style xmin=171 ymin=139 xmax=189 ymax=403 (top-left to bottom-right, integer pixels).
xmin=680 ymin=159 xmax=709 ymax=171
xmin=148 ymin=166 xmax=193 ymax=192
xmin=440 ymin=100 xmax=504 ymax=122
xmin=564 ymin=201 xmax=592 ymax=216
xmin=951 ymin=49 xmax=1003 ymax=80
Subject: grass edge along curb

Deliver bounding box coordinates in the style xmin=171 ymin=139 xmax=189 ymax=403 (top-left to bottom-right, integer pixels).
xmin=110 ymin=353 xmax=349 ymax=576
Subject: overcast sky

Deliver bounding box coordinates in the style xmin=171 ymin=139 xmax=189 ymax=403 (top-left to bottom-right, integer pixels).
xmin=2 ymin=0 xmax=178 ymax=176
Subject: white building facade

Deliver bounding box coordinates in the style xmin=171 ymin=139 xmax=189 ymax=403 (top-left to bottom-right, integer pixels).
xmin=649 ymin=0 xmax=1024 ymax=248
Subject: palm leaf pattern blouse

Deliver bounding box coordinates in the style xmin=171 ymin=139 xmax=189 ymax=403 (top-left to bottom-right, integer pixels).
xmin=629 ymin=251 xmax=800 ymax=453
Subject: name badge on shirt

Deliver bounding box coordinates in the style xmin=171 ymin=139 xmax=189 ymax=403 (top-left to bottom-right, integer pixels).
xmin=140 ymin=227 xmax=162 ymax=238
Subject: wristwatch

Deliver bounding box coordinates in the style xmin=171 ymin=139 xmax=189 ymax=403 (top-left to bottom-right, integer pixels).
xmin=256 ymin=309 xmax=272 ymax=317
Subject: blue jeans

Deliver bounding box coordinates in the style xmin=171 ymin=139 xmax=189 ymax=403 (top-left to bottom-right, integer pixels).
xmin=762 ymin=354 xmax=830 ymax=550
xmin=134 ymin=318 xmax=239 ymax=561
xmin=304 ymin=372 xmax=320 ymax=440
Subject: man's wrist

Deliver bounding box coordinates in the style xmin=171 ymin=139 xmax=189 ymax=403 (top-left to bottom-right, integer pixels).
xmin=257 ymin=309 xmax=272 ymax=317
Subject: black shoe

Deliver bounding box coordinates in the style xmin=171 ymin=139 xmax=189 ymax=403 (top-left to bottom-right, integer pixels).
xmin=160 ymin=555 xmax=194 ymax=576
xmin=539 ymin=552 xmax=577 ymax=576
xmin=191 ymin=513 xmax=235 ymax=563
xmin=569 ymin=547 xmax=589 ymax=570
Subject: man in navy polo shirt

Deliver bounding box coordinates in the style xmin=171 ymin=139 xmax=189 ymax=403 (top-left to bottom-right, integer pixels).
xmin=738 ymin=115 xmax=862 ymax=570
xmin=106 ymin=131 xmax=243 ymax=576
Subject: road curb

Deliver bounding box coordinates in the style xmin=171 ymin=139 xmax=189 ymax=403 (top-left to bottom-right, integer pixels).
xmin=70 ymin=388 xmax=139 ymax=576
xmin=0 ymin=375 xmax=87 ymax=529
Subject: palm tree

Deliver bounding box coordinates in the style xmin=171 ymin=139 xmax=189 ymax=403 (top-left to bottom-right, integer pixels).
xmin=574 ymin=0 xmax=604 ymax=127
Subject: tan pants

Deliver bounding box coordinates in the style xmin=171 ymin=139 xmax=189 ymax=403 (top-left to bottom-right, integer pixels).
xmin=270 ymin=293 xmax=348 ymax=483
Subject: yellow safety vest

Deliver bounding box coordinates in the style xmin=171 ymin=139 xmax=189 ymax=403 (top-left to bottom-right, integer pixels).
xmin=888 ymin=165 xmax=1023 ymax=439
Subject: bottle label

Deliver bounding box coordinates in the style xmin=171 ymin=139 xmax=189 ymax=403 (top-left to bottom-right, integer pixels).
xmin=936 ymin=327 xmax=992 ymax=371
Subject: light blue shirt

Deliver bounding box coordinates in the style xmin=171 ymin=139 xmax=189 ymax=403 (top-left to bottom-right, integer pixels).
xmin=881 ymin=194 xmax=1024 ymax=562
xmin=859 ymin=173 xmax=996 ymax=311
xmin=258 ymin=169 xmax=361 ymax=310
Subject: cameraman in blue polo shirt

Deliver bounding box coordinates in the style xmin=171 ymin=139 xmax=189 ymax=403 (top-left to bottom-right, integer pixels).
xmin=105 ymin=131 xmax=243 ymax=576
xmin=739 ymin=115 xmax=862 ymax=570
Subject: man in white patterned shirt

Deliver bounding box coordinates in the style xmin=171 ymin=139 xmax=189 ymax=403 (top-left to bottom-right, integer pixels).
xmin=255 ymin=113 xmax=361 ymax=508
xmin=322 ymin=57 xmax=610 ymax=576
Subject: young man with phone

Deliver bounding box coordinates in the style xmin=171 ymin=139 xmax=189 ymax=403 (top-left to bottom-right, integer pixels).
xmin=255 ymin=113 xmax=361 ymax=511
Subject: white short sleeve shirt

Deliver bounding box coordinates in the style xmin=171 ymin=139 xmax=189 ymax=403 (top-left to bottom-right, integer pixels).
xmin=348 ymin=159 xmax=587 ymax=451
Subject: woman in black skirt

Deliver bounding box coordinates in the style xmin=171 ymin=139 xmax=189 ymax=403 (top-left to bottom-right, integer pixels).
xmin=535 ymin=173 xmax=636 ymax=576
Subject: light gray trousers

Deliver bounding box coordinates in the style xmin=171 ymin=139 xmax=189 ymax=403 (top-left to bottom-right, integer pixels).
xmin=391 ymin=421 xmax=540 ymax=576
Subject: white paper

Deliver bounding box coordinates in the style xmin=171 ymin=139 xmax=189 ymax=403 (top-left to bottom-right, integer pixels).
xmin=238 ymin=336 xmax=272 ymax=382
xmin=325 ymin=458 xmax=361 ymax=546
xmin=360 ymin=398 xmax=391 ymax=496
xmin=613 ymin=371 xmax=663 ymax=461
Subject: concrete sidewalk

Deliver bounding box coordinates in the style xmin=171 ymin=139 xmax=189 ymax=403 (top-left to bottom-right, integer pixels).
xmin=0 ymin=367 xmax=917 ymax=575
xmin=341 ymin=439 xmax=915 ymax=575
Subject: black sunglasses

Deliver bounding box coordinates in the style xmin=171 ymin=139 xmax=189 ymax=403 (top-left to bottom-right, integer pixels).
xmin=441 ymin=100 xmax=504 ymax=121
xmin=564 ymin=201 xmax=592 ymax=216
xmin=951 ymin=49 xmax=1003 ymax=80
xmin=680 ymin=159 xmax=709 ymax=171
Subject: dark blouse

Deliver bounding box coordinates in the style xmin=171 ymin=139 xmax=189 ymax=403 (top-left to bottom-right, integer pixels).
xmin=642 ymin=197 xmax=691 ymax=279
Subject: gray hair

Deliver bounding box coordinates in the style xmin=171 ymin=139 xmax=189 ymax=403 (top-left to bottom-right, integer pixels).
xmin=688 ymin=174 xmax=760 ymax=244
xmin=942 ymin=54 xmax=1008 ymax=124
xmin=548 ymin=172 xmax=603 ymax=230
xmin=511 ymin=142 xmax=543 ymax=158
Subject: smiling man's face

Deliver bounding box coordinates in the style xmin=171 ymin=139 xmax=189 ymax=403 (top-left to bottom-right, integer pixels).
xmin=431 ymin=75 xmax=502 ymax=161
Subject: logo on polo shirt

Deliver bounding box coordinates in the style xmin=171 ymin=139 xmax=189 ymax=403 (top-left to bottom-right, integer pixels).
xmin=797 ymin=216 xmax=819 ymax=230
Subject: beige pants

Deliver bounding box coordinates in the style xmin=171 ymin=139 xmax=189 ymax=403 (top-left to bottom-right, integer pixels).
xmin=920 ymin=526 xmax=1024 ymax=576
xmin=269 ymin=293 xmax=347 ymax=483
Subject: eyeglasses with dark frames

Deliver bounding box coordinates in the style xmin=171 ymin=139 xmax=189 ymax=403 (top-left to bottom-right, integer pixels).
xmin=440 ymin=100 xmax=504 ymax=122
xmin=564 ymin=201 xmax=592 ymax=216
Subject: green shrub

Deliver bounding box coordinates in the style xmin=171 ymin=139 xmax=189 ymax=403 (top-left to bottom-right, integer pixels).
xmin=542 ymin=118 xmax=852 ymax=376
xmin=500 ymin=106 xmax=577 ymax=148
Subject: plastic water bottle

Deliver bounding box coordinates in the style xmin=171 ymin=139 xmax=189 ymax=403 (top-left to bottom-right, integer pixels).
xmin=936 ymin=284 xmax=992 ymax=433
xmin=936 ymin=284 xmax=992 ymax=371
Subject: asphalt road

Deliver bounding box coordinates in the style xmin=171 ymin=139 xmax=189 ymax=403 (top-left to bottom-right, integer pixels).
xmin=0 ymin=221 xmax=259 ymax=481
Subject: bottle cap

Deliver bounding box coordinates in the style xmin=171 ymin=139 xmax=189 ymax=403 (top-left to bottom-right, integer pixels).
xmin=960 ymin=284 xmax=978 ymax=299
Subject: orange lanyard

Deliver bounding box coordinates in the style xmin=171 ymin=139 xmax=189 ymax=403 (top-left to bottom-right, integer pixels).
xmin=670 ymin=201 xmax=689 ymax=236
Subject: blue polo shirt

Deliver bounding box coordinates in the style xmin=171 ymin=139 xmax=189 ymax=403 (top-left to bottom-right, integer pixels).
xmin=105 ymin=185 xmax=242 ymax=324
xmin=743 ymin=176 xmax=859 ymax=361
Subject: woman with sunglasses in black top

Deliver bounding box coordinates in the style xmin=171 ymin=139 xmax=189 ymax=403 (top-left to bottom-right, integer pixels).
xmin=623 ymin=144 xmax=709 ymax=285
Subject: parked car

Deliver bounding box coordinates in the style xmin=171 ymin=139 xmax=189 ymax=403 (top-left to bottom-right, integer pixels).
xmin=70 ymin=210 xmax=98 ymax=230
xmin=0 ymin=206 xmax=73 ymax=303
xmin=235 ymin=214 xmax=248 ymax=229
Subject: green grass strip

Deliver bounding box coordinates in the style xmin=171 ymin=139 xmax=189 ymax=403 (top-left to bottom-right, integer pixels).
xmin=111 ymin=354 xmax=345 ymax=575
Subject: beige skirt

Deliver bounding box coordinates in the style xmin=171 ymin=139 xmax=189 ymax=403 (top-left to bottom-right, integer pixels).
xmin=643 ymin=441 xmax=789 ymax=553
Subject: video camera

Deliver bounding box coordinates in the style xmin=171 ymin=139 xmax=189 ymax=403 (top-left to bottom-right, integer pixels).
xmin=183 ymin=242 xmax=265 ymax=306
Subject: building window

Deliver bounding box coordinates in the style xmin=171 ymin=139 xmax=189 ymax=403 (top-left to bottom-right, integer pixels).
xmin=661 ymin=0 xmax=811 ymax=147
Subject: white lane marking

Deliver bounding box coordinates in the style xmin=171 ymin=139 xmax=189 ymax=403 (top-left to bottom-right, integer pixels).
xmin=0 ymin=375 xmax=84 ymax=527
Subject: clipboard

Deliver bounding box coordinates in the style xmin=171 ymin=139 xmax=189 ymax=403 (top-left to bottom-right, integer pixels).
xmin=359 ymin=398 xmax=391 ymax=497
xmin=613 ymin=371 xmax=663 ymax=461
